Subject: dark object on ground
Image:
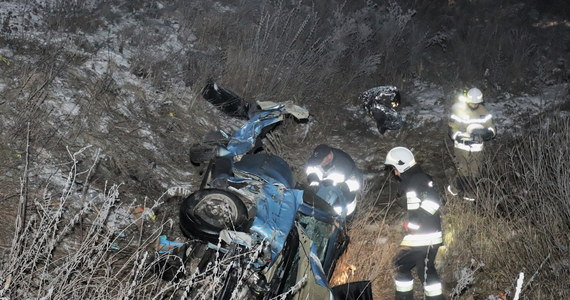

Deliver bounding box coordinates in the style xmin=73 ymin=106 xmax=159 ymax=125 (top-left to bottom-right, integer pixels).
xmin=360 ymin=86 xmax=403 ymax=134
xmin=332 ymin=281 xmax=374 ymax=300
xmin=471 ymin=128 xmax=494 ymax=141
xmin=151 ymin=244 xmax=188 ymax=282
xmin=201 ymin=79 xmax=255 ymax=119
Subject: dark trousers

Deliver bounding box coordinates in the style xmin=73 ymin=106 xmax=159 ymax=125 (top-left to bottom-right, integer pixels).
xmin=394 ymin=245 xmax=444 ymax=300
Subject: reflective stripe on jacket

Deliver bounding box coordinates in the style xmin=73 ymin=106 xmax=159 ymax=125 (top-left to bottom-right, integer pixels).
xmin=398 ymin=165 xmax=443 ymax=247
xmin=449 ymin=102 xmax=496 ymax=152
xmin=305 ymin=148 xmax=362 ymax=192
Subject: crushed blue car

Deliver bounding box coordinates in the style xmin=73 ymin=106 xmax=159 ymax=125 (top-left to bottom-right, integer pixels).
xmin=160 ymin=82 xmax=373 ymax=299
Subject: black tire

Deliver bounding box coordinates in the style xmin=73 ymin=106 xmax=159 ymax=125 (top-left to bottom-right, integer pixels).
xmin=179 ymin=189 xmax=249 ymax=242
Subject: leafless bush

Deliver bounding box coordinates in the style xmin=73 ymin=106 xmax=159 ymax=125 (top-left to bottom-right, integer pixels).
xmin=180 ymin=0 xmax=421 ymax=112
xmin=0 ymin=145 xmax=325 ymax=299
xmin=0 ymin=147 xmax=176 ymax=299
xmin=330 ymin=180 xmax=403 ymax=299
xmin=442 ymin=115 xmax=570 ymax=299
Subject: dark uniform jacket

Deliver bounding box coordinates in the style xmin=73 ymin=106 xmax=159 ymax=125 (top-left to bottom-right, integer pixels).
xmin=306 ymin=148 xmax=362 ymax=192
xmin=398 ymin=165 xmax=443 ymax=247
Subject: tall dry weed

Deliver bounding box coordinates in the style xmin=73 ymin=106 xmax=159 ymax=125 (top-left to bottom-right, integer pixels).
xmin=330 ymin=187 xmax=403 ymax=299
xmin=0 ymin=147 xmax=174 ymax=299
xmin=442 ymin=115 xmax=570 ymax=299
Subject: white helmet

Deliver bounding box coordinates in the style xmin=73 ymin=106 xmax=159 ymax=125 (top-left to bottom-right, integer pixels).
xmin=466 ymin=88 xmax=483 ymax=104
xmin=384 ymin=147 xmax=416 ymax=173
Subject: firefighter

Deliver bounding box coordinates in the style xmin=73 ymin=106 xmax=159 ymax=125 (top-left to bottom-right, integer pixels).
xmin=384 ymin=147 xmax=444 ymax=300
xmin=305 ymin=144 xmax=362 ymax=216
xmin=447 ymin=87 xmax=496 ymax=201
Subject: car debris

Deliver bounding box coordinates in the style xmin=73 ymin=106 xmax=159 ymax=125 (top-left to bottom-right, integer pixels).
xmin=155 ymin=81 xmax=373 ymax=299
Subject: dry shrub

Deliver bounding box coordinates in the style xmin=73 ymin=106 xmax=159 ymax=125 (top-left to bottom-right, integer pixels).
xmin=0 ymin=148 xmax=160 ymax=299
xmin=330 ymin=193 xmax=403 ymax=299
xmin=443 ymin=2 xmax=541 ymax=93
xmin=0 ymin=146 xmax=234 ymax=299
xmin=443 ymin=115 xmax=570 ymax=299
xmin=180 ymin=0 xmax=421 ymax=112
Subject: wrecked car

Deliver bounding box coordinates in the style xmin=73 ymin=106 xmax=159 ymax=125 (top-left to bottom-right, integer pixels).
xmin=158 ymin=82 xmax=373 ymax=299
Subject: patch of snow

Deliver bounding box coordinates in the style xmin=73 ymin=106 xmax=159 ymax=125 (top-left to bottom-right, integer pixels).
xmin=175 ymin=170 xmax=195 ymax=177
xmin=98 ymin=116 xmax=111 ymax=133
xmin=138 ymin=127 xmax=152 ymax=135
xmin=32 ymin=164 xmax=78 ymax=195
xmin=142 ymin=141 xmax=158 ymax=151
xmin=46 ymin=97 xmax=80 ymax=117
xmin=488 ymin=83 xmax=569 ymax=135
xmin=399 ymin=82 xmax=446 ymax=127
xmin=0 ymin=48 xmax=14 ymax=57
xmin=213 ymin=2 xmax=235 ymax=13
xmin=107 ymin=206 xmax=136 ymax=233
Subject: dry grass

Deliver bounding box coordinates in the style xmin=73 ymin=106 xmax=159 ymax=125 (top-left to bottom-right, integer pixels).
xmin=329 ymin=200 xmax=402 ymax=299
xmin=0 ymin=148 xmax=164 ymax=299
xmin=331 ymin=116 xmax=570 ymax=299
xmin=441 ymin=115 xmax=570 ymax=299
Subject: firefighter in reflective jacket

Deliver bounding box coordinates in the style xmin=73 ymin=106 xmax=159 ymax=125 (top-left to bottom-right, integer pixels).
xmin=305 ymin=144 xmax=362 ymax=216
xmin=385 ymin=147 xmax=444 ymax=300
xmin=448 ymin=88 xmax=496 ymax=200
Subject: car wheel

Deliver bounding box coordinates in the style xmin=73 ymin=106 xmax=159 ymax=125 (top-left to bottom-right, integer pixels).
xmin=180 ymin=189 xmax=249 ymax=242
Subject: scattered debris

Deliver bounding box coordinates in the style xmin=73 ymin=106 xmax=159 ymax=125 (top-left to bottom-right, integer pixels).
xmin=166 ymin=186 xmax=192 ymax=197
xmin=155 ymin=235 xmax=185 ymax=254
xmin=132 ymin=206 xmax=156 ymax=221
xmin=109 ymin=243 xmax=121 ymax=251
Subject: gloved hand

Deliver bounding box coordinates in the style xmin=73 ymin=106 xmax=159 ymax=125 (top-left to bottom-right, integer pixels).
xmin=470 ymin=134 xmax=483 ymax=143
xmin=307 ymin=173 xmax=320 ymax=186
xmin=454 ymin=135 xmax=467 ymax=143
xmin=481 ymin=130 xmax=495 ymax=141
xmin=471 ymin=129 xmax=494 ymax=141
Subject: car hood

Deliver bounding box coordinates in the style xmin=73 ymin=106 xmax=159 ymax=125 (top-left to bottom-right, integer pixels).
xmin=233 ymin=153 xmax=295 ymax=188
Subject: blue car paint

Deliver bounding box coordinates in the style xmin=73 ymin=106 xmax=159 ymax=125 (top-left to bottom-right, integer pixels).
xmin=250 ymin=183 xmax=303 ymax=262
xmin=221 ymin=109 xmax=284 ymax=157
xmin=233 ymin=153 xmax=296 ymax=188
xmin=214 ymin=105 xmax=336 ymax=290
xmin=309 ymin=242 xmax=331 ymax=288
